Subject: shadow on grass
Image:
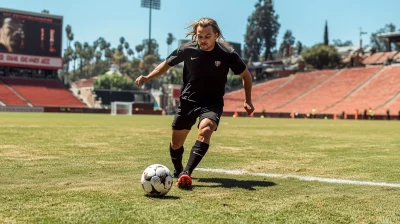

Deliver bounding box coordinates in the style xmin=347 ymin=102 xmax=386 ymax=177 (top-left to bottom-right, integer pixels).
xmin=145 ymin=195 xmax=180 ymax=200
xmin=195 ymin=178 xmax=276 ymax=191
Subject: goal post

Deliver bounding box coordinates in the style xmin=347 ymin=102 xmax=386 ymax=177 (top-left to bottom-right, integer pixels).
xmin=111 ymin=101 xmax=133 ymax=115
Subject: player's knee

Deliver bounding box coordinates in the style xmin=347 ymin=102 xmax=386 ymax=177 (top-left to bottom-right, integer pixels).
xmin=198 ymin=119 xmax=217 ymax=140
xmin=199 ymin=126 xmax=213 ymax=137
xmin=171 ymin=141 xmax=184 ymax=150
xmin=199 ymin=125 xmax=215 ymax=138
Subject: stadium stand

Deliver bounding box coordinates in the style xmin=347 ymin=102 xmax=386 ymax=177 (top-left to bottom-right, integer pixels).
xmin=325 ymin=65 xmax=400 ymax=114
xmin=223 ymin=65 xmax=400 ymax=116
xmin=279 ymin=67 xmax=382 ymax=114
xmin=0 ymin=79 xmax=28 ymax=106
xmin=381 ymin=94 xmax=400 ymax=115
xmin=70 ymin=77 xmax=100 ymax=108
xmin=223 ymin=77 xmax=291 ymax=111
xmin=253 ymin=69 xmax=337 ymax=112
xmin=362 ymin=51 xmax=398 ymax=65
xmin=392 ymin=53 xmax=400 ymax=63
xmin=0 ymin=77 xmax=86 ymax=108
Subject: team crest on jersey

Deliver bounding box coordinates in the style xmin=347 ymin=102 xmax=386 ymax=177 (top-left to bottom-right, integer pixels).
xmin=215 ymin=61 xmax=221 ymax=67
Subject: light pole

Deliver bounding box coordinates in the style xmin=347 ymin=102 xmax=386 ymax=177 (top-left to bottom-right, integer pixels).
xmin=141 ymin=0 xmax=160 ymax=55
xmin=359 ymin=27 xmax=368 ymax=49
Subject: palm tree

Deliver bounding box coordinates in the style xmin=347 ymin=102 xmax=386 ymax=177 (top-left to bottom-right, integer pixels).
xmin=97 ymin=37 xmax=105 ymax=46
xmin=81 ymin=42 xmax=90 ymax=75
xmin=105 ymin=49 xmax=112 ymax=64
xmin=100 ymin=39 xmax=106 ymax=51
xmin=166 ymin=33 xmax=176 ymax=55
xmin=120 ymin=37 xmax=125 ymax=45
xmin=86 ymin=46 xmax=95 ymax=75
xmin=41 ymin=9 xmax=50 ymax=14
xmin=65 ymin=25 xmax=72 ymax=48
xmin=74 ymin=41 xmax=82 ymax=50
xmin=74 ymin=41 xmax=83 ymax=76
xmin=71 ymin=52 xmax=78 ymax=76
xmin=116 ymin=45 xmax=125 ymax=67
xmin=117 ymin=45 xmax=123 ymax=53
xmin=93 ymin=41 xmax=99 ymax=52
xmin=95 ymin=51 xmax=102 ymax=63
xmin=124 ymin=42 xmax=130 ymax=51
xmin=63 ymin=47 xmax=73 ymax=74
xmin=98 ymin=38 xmax=107 ymax=62
xmin=127 ymin=49 xmax=134 ymax=59
xmin=64 ymin=25 xmax=74 ymax=76
xmin=135 ymin=44 xmax=144 ymax=59
xmin=67 ymin=33 xmax=74 ymax=48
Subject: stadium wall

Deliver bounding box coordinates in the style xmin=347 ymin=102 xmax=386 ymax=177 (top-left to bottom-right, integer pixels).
xmin=0 ymin=106 xmax=397 ymax=120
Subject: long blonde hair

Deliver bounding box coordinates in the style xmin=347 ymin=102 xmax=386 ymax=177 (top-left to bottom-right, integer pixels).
xmin=185 ymin=18 xmax=225 ymax=42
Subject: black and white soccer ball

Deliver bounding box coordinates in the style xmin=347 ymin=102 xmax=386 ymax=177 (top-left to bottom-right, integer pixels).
xmin=141 ymin=164 xmax=173 ymax=196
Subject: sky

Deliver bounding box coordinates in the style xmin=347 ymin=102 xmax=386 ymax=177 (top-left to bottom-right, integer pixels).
xmin=2 ymin=0 xmax=399 ymax=59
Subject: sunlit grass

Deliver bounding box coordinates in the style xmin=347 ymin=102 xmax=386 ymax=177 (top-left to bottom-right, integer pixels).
xmin=1 ymin=113 xmax=400 ymax=223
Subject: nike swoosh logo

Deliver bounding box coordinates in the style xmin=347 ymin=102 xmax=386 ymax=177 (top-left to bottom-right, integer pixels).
xmin=193 ymin=152 xmax=203 ymax=157
xmin=191 ymin=57 xmax=198 ymax=60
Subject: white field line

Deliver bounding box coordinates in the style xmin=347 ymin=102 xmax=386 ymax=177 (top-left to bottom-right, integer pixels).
xmin=195 ymin=168 xmax=400 ymax=188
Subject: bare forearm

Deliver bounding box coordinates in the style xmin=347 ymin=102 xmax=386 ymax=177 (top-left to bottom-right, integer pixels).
xmin=145 ymin=61 xmax=171 ymax=81
xmin=241 ymin=69 xmax=252 ymax=102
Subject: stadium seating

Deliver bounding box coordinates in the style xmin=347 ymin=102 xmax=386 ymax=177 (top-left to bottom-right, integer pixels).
xmin=326 ymin=66 xmax=400 ymax=114
xmin=223 ymin=77 xmax=291 ymax=111
xmin=382 ymin=95 xmax=400 ymax=115
xmin=1 ymin=77 xmax=86 ymax=108
xmin=363 ymin=51 xmax=398 ymax=65
xmin=280 ymin=67 xmax=382 ymax=114
xmin=392 ymin=54 xmax=400 ymax=63
xmin=255 ymin=70 xmax=337 ymax=112
xmin=0 ymin=79 xmax=28 ymax=106
xmin=3 ymin=65 xmax=398 ymax=116
xmin=223 ymin=65 xmax=400 ymax=115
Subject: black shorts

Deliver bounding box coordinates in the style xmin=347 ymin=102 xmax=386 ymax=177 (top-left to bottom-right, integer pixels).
xmin=172 ymin=103 xmax=223 ymax=131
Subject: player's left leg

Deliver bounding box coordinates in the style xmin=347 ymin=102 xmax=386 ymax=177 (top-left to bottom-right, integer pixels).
xmin=184 ymin=110 xmax=220 ymax=173
xmin=184 ymin=117 xmax=217 ymax=172
xmin=177 ymin=118 xmax=217 ymax=189
xmin=177 ymin=108 xmax=221 ymax=189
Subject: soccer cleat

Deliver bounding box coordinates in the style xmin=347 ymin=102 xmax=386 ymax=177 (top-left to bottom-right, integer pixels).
xmin=176 ymin=171 xmax=192 ymax=189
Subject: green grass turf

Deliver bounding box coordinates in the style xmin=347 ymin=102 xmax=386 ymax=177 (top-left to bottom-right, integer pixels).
xmin=1 ymin=112 xmax=400 ymax=223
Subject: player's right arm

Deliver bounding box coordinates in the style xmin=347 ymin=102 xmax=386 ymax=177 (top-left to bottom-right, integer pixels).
xmin=135 ymin=61 xmax=171 ymax=87
xmin=135 ymin=45 xmax=185 ymax=87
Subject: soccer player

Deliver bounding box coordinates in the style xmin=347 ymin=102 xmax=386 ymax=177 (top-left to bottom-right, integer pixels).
xmin=135 ymin=17 xmax=254 ymax=189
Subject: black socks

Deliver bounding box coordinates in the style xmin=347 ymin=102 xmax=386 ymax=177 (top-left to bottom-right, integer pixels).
xmin=184 ymin=140 xmax=209 ymax=175
xmin=170 ymin=144 xmax=184 ymax=172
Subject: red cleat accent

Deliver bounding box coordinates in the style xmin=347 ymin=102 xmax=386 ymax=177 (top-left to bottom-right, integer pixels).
xmin=176 ymin=174 xmax=192 ymax=189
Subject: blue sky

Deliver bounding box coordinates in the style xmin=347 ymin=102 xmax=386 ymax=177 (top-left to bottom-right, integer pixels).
xmin=2 ymin=0 xmax=399 ymax=59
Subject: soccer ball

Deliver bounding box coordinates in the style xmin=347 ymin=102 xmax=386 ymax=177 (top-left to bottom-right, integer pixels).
xmin=141 ymin=164 xmax=173 ymax=196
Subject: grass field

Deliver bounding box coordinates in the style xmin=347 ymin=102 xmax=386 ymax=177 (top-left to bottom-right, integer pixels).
xmin=1 ymin=112 xmax=400 ymax=223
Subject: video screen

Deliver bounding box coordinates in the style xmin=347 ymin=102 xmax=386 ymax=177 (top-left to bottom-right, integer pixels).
xmin=0 ymin=8 xmax=62 ymax=57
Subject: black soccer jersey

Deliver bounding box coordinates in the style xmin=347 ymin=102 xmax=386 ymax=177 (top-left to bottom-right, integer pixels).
xmin=166 ymin=41 xmax=246 ymax=105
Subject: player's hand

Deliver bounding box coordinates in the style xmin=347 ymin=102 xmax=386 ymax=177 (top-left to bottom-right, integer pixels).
xmin=135 ymin=75 xmax=148 ymax=87
xmin=244 ymin=101 xmax=254 ymax=115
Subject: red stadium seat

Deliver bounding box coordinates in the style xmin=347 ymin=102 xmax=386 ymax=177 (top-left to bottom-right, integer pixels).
xmin=1 ymin=77 xmax=86 ymax=108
